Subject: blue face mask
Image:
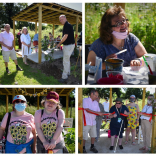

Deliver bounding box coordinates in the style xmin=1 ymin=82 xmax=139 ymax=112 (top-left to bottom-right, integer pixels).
xmin=15 ymin=103 xmax=26 ymax=112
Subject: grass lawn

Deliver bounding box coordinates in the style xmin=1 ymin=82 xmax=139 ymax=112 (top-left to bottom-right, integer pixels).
xmin=0 ymin=50 xmax=61 ymax=85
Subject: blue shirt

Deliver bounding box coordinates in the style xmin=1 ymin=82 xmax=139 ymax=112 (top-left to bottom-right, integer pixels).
xmin=89 ymin=33 xmax=139 ymax=66
xmin=109 ymin=105 xmax=129 ymax=129
xmin=33 ymin=33 xmax=38 ymax=41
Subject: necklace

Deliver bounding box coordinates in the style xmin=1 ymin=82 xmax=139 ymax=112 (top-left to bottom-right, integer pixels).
xmin=112 ymin=40 xmax=124 ymax=50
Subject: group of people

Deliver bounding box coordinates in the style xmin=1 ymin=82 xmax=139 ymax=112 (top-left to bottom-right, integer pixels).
xmin=83 ymin=89 xmax=154 ymax=153
xmin=0 ymin=15 xmax=75 ymax=83
xmin=0 ymin=91 xmax=66 ymax=153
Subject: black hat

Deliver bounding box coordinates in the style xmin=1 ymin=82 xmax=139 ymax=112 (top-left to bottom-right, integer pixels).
xmin=105 ymin=97 xmax=109 ymax=100
xmin=113 ymin=98 xmax=124 ymax=104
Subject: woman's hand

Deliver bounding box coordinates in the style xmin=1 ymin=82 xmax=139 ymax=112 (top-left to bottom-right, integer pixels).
xmin=130 ymin=60 xmax=141 ymax=66
xmin=106 ymin=53 xmax=117 ymax=59
xmin=43 ymin=141 xmax=49 ymax=150
xmin=48 ymin=139 xmax=56 ymax=150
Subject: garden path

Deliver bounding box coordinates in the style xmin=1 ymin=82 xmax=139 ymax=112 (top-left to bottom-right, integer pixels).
xmin=85 ymin=128 xmax=145 ymax=153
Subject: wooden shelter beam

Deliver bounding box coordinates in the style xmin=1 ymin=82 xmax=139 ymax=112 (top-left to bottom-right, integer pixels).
xmin=5 ymin=88 xmax=11 ymax=95
xmin=15 ymin=88 xmax=19 ymax=95
xmin=68 ymin=88 xmax=74 ymax=95
xmin=142 ymin=88 xmax=146 ymax=109
xmin=75 ymin=16 xmax=79 ymax=44
xmin=109 ymin=88 xmax=113 ymax=109
xmin=114 ymin=3 xmax=125 ymax=10
xmin=6 ymin=94 xmax=9 ymax=113
xmin=35 ymin=22 xmax=37 ymax=34
xmin=12 ymin=4 xmax=41 ymax=20
xmin=59 ymin=88 xmax=65 ymax=95
xmin=41 ymin=5 xmax=82 ymax=18
xmin=38 ymin=5 xmax=42 ymax=64
xmin=12 ymin=88 xmax=15 ymax=102
xmin=53 ymin=24 xmax=54 ymax=37
xmin=151 ymin=88 xmax=156 ymax=152
xmin=78 ymin=88 xmax=83 ymax=153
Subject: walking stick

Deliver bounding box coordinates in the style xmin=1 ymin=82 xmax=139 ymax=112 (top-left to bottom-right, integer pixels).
xmin=114 ymin=117 xmax=124 ymax=153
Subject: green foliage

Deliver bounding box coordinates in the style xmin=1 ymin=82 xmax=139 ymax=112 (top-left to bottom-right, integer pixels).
xmin=85 ymin=3 xmax=156 ymax=54
xmin=63 ymin=128 xmax=75 ymax=153
xmin=74 ymin=45 xmax=79 ymax=58
xmin=41 ymin=36 xmax=49 ymax=51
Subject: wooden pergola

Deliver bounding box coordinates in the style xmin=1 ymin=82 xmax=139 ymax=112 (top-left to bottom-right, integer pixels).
xmin=11 ymin=3 xmax=82 ymax=63
xmin=0 ymin=88 xmax=74 ymax=118
xmin=78 ymin=88 xmax=156 ymax=153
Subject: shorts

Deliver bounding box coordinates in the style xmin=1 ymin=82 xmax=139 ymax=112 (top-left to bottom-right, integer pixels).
xmin=33 ymin=41 xmax=38 ymax=46
xmin=2 ymin=50 xmax=17 ymax=62
xmin=110 ymin=126 xmax=124 ymax=138
xmin=83 ymin=125 xmax=97 ymax=140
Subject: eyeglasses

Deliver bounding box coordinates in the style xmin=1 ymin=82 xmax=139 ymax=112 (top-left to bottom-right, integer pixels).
xmin=15 ymin=100 xmax=25 ymax=103
xmin=116 ymin=102 xmax=121 ymax=104
xmin=111 ymin=19 xmax=129 ymax=28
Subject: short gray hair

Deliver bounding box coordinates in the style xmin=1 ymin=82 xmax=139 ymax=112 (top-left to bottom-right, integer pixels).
xmin=59 ymin=15 xmax=66 ymax=18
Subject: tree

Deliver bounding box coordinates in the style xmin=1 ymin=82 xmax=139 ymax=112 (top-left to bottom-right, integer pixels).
xmin=0 ymin=3 xmax=28 ymax=28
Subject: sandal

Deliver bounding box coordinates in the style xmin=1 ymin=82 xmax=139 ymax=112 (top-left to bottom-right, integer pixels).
xmin=132 ymin=142 xmax=136 ymax=145
xmin=125 ymin=141 xmax=129 ymax=144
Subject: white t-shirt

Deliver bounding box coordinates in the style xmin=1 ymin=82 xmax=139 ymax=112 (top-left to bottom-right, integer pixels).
xmin=102 ymin=101 xmax=110 ymax=112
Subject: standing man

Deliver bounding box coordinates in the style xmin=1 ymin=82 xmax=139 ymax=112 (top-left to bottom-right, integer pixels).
xmin=83 ymin=89 xmax=103 ymax=153
xmin=95 ymin=96 xmax=105 ymax=142
xmin=138 ymin=94 xmax=154 ymax=153
xmin=57 ymin=15 xmax=75 ymax=83
xmin=102 ymin=97 xmax=110 ymax=113
xmin=0 ymin=24 xmax=23 ymax=74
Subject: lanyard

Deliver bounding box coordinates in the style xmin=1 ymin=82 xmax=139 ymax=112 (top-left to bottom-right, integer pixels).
xmin=115 ymin=106 xmax=122 ymax=117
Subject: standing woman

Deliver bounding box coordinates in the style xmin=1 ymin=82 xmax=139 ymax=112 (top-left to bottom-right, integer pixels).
xmin=0 ymin=95 xmax=36 ymax=153
xmin=35 ymin=91 xmax=65 ymax=153
xmin=21 ymin=27 xmax=31 ymax=65
xmin=108 ymin=98 xmax=129 ymax=150
xmin=125 ymin=95 xmax=140 ymax=145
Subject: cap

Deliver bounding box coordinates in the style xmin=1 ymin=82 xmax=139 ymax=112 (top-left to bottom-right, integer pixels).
xmin=46 ymin=91 xmax=59 ymax=103
xmin=105 ymin=97 xmax=109 ymax=100
xmin=13 ymin=95 xmax=27 ymax=103
xmin=113 ymin=98 xmax=124 ymax=104
xmin=130 ymin=95 xmax=136 ymax=98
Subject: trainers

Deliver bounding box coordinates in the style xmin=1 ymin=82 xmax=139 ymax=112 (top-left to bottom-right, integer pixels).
xmin=109 ymin=146 xmax=114 ymax=150
xmin=16 ymin=66 xmax=23 ymax=71
xmin=6 ymin=69 xmax=11 ymax=74
xmin=83 ymin=148 xmax=87 ymax=153
xmin=119 ymin=145 xmax=123 ymax=149
xmin=58 ymin=78 xmax=67 ymax=83
xmin=90 ymin=146 xmax=98 ymax=153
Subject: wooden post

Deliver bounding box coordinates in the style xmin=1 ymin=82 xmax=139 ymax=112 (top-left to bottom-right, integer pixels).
xmin=13 ymin=20 xmax=15 ymax=49
xmin=78 ymin=88 xmax=83 ymax=153
xmin=75 ymin=16 xmax=79 ymax=45
xmin=6 ymin=94 xmax=8 ymax=113
xmin=12 ymin=88 xmax=15 ymax=101
xmin=114 ymin=3 xmax=125 ymax=10
xmin=66 ymin=95 xmax=69 ymax=118
xmin=38 ymin=5 xmax=42 ymax=64
xmin=37 ymin=96 xmax=40 ymax=110
xmin=142 ymin=88 xmax=146 ymax=109
xmin=53 ymin=24 xmax=54 ymax=37
xmin=109 ymin=88 xmax=113 ymax=110
xmin=151 ymin=88 xmax=156 ymax=152
xmin=35 ymin=22 xmax=37 ymax=34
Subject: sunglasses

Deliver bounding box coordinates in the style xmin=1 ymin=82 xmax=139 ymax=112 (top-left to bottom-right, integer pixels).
xmin=15 ymin=100 xmax=25 ymax=103
xmin=116 ymin=102 xmax=121 ymax=104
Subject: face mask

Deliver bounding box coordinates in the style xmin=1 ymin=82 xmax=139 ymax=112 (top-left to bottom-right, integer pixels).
xmin=112 ymin=30 xmax=128 ymax=39
xmin=147 ymin=100 xmax=152 ymax=105
xmin=130 ymin=98 xmax=135 ymax=103
xmin=15 ymin=103 xmax=26 ymax=112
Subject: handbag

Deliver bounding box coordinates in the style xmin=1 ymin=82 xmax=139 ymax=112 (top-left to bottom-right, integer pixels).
xmin=0 ymin=112 xmax=11 ymax=153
